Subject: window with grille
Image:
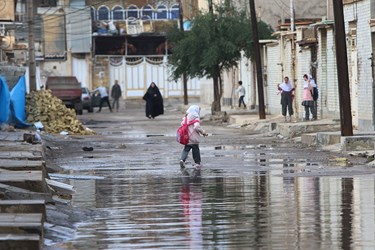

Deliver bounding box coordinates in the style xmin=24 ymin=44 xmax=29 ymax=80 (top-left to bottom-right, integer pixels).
xmin=112 ymin=6 xmax=125 ymax=20
xmin=98 ymin=6 xmax=110 ymax=20
xmin=127 ymin=6 xmax=139 ymax=19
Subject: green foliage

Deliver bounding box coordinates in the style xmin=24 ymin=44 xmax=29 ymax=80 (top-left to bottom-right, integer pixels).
xmin=167 ymin=5 xmax=273 ymax=81
xmin=258 ymin=21 xmax=274 ymax=39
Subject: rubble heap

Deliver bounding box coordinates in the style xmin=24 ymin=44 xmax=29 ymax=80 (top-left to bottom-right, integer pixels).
xmin=26 ymin=90 xmax=95 ymax=135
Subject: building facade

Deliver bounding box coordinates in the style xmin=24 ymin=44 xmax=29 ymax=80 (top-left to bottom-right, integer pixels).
xmin=4 ymin=1 xmax=375 ymax=131
xmin=255 ymin=0 xmax=375 ymax=131
xmin=8 ymin=0 xmax=202 ymax=99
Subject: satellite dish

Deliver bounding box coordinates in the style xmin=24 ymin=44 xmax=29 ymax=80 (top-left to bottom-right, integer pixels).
xmin=1 ymin=36 xmax=13 ymax=49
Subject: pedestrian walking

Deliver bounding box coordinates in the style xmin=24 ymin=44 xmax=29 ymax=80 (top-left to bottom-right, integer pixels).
xmin=142 ymin=82 xmax=164 ymax=119
xmin=111 ymin=80 xmax=122 ymax=112
xmin=179 ymin=105 xmax=208 ymax=170
xmin=236 ymin=81 xmax=247 ymax=109
xmin=277 ymin=76 xmax=294 ymax=122
xmin=94 ymin=85 xmax=112 ymax=113
xmin=301 ymin=74 xmax=317 ymax=121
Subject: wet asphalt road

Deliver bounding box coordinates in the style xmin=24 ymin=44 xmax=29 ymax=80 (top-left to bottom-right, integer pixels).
xmin=43 ymin=103 xmax=375 ymax=249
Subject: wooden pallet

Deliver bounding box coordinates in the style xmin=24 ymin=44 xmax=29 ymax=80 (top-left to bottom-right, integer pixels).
xmin=0 ymin=200 xmax=46 ymax=220
xmin=0 ymin=170 xmax=47 ymax=193
xmin=0 ymin=233 xmax=41 ymax=250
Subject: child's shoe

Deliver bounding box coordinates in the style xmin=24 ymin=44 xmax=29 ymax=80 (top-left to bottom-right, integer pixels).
xmin=179 ymin=160 xmax=185 ymax=168
xmin=194 ymin=163 xmax=202 ymax=170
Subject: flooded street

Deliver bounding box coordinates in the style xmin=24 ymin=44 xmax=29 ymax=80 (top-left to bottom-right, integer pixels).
xmin=44 ymin=105 xmax=375 ymax=249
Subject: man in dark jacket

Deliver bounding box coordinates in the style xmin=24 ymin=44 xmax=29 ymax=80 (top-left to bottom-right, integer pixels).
xmin=111 ymin=80 xmax=122 ymax=112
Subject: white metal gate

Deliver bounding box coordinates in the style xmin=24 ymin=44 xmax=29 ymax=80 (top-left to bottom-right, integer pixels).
xmin=72 ymin=57 xmax=88 ymax=88
xmin=108 ymin=56 xmax=200 ymax=99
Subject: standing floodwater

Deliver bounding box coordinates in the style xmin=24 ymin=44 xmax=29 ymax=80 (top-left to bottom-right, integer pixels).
xmin=53 ymin=172 xmax=375 ymax=249
xmin=45 ymin=106 xmax=375 ymax=249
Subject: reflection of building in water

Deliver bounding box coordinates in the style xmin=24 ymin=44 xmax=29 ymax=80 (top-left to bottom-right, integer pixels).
xmin=246 ymin=172 xmax=375 ymax=248
xmin=66 ymin=164 xmax=375 ymax=248
xmin=352 ymin=177 xmax=375 ymax=247
xmin=297 ymin=176 xmax=321 ymax=249
xmin=70 ymin=179 xmax=97 ymax=208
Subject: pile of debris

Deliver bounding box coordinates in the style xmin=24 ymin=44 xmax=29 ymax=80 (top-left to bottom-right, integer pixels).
xmin=26 ymin=90 xmax=95 ymax=135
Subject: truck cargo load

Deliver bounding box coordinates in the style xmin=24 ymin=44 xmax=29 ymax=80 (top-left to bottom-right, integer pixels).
xmin=46 ymin=76 xmax=83 ymax=115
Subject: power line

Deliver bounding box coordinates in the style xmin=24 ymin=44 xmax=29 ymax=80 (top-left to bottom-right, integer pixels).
xmin=275 ymin=0 xmax=291 ymax=9
xmin=273 ymin=0 xmax=291 ymax=18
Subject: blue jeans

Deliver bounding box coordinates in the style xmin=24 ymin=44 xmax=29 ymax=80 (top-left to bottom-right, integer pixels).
xmin=239 ymin=96 xmax=246 ymax=107
xmin=99 ymin=96 xmax=112 ymax=112
xmin=181 ymin=144 xmax=201 ymax=164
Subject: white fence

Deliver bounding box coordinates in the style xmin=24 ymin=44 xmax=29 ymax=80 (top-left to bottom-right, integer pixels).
xmin=107 ymin=55 xmax=200 ymax=99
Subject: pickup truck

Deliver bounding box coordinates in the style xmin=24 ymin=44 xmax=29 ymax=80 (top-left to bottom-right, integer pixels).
xmin=46 ymin=76 xmax=83 ymax=115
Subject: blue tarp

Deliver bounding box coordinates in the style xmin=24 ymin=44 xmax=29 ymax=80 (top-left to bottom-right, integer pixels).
xmin=8 ymin=75 xmax=30 ymax=128
xmin=0 ymin=76 xmax=10 ymax=123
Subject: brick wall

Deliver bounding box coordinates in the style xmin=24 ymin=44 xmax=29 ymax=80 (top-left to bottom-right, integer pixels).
xmin=265 ymin=44 xmax=282 ymax=115
xmin=283 ymin=39 xmax=293 ymax=79
xmin=345 ymin=0 xmax=373 ymax=130
xmin=324 ymin=29 xmax=340 ymax=116
xmin=260 ymin=0 xmax=375 ymax=130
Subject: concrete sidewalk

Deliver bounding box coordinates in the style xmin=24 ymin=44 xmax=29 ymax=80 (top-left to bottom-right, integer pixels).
xmin=214 ymin=106 xmax=375 ymax=153
xmin=0 ymin=131 xmax=48 ymax=249
xmin=0 ymin=130 xmax=75 ymax=249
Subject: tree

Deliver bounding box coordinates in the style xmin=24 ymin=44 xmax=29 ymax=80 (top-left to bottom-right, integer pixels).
xmin=167 ymin=5 xmax=273 ymax=113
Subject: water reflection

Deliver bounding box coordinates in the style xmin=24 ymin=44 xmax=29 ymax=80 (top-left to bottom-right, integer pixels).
xmin=179 ymin=169 xmax=203 ymax=249
xmin=57 ymin=173 xmax=375 ymax=249
xmin=342 ymin=178 xmax=353 ymax=250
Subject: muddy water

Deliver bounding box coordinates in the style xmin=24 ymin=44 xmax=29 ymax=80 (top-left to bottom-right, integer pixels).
xmin=48 ymin=109 xmax=375 ymax=249
xmin=56 ymin=170 xmax=375 ymax=249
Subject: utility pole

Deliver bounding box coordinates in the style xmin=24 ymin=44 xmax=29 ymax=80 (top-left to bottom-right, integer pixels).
xmin=27 ymin=0 xmax=36 ymax=91
xmin=332 ymin=0 xmax=353 ymax=136
xmin=178 ymin=0 xmax=188 ymax=105
xmin=249 ymin=0 xmax=266 ymax=119
xmin=371 ymin=53 xmax=375 ymax=130
xmin=290 ymin=0 xmax=295 ymax=31
xmin=208 ymin=0 xmax=213 ymax=14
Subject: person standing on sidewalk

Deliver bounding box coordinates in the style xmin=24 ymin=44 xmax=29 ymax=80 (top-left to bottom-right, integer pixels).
xmin=278 ymin=76 xmax=294 ymax=122
xmin=111 ymin=80 xmax=122 ymax=112
xmin=302 ymin=74 xmax=316 ymax=121
xmin=236 ymin=81 xmax=247 ymax=109
xmin=179 ymin=105 xmax=208 ymax=170
xmin=94 ymin=85 xmax=112 ymax=113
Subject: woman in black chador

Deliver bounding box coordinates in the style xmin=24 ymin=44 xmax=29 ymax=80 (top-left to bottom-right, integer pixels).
xmin=142 ymin=82 xmax=164 ymax=119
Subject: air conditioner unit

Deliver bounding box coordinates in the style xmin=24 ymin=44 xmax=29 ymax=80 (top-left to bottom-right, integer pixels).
xmin=297 ymin=28 xmax=316 ymax=42
xmin=126 ymin=20 xmax=143 ymax=35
